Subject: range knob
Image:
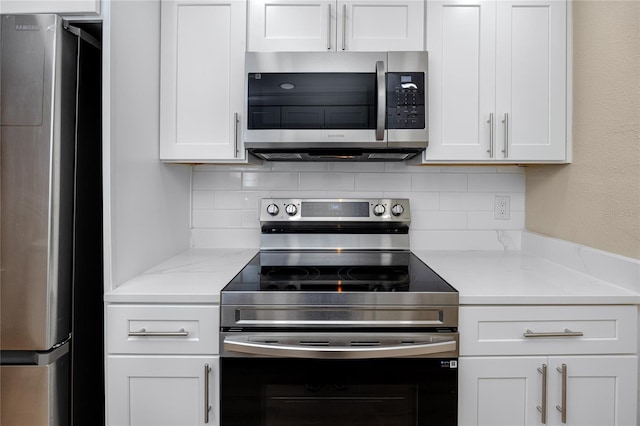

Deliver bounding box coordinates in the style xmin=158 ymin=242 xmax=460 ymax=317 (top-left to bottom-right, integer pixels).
xmin=266 ymin=203 xmax=279 ymax=216
xmin=391 ymin=204 xmax=405 ymax=216
xmin=285 ymin=204 xmax=298 ymax=216
xmin=373 ymin=204 xmax=386 ymax=216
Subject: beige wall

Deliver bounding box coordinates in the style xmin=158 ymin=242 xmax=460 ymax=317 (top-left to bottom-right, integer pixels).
xmin=526 ymin=1 xmax=640 ymax=259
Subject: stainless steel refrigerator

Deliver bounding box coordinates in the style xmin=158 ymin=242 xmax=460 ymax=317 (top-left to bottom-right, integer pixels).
xmin=1 ymin=14 xmax=103 ymax=426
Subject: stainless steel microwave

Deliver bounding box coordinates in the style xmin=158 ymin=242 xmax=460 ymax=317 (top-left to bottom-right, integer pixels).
xmin=244 ymin=51 xmax=428 ymax=161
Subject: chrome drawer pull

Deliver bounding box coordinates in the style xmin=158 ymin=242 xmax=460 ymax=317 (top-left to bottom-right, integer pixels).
xmin=204 ymin=364 xmax=212 ymax=423
xmin=556 ymin=363 xmax=568 ymax=423
xmin=128 ymin=328 xmax=189 ymax=337
xmin=523 ymin=329 xmax=584 ymax=338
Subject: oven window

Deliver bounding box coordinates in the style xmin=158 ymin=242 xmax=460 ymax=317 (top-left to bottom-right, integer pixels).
xmin=221 ymin=358 xmax=457 ymax=426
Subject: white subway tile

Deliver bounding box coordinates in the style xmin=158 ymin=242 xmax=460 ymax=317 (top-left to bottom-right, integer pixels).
xmin=410 ymin=230 xmax=522 ymax=250
xmin=192 ymin=210 xmax=242 ymax=229
xmin=270 ymin=190 xmax=330 ymax=198
xmin=411 ymin=173 xmax=467 ymax=192
xmin=243 ymin=172 xmax=299 ymax=190
xmin=214 ymin=191 xmax=269 ymax=210
xmin=191 ymin=228 xmax=260 ymax=248
xmin=272 ymin=162 xmax=329 ymax=172
xmin=407 ymin=193 xmax=440 ymax=211
xmin=328 ymin=162 xmax=385 ymax=172
xmin=410 ymin=211 xmax=467 ymax=230
xmin=384 ymin=163 xmax=441 ymax=173
xmin=440 ymin=166 xmax=497 ymax=174
xmin=241 ymin=210 xmax=261 ymax=228
xmin=467 ymin=211 xmax=525 ymax=230
xmin=192 ymin=191 xmax=214 ymax=209
xmin=440 ymin=193 xmax=495 ymax=211
xmin=192 ymin=172 xmax=242 ymax=190
xmin=300 ymin=172 xmax=355 ymax=191
xmin=467 ymin=173 xmax=525 ymax=193
xmin=497 ymin=166 xmax=525 ymax=174
xmin=355 ymin=173 xmax=411 ymax=191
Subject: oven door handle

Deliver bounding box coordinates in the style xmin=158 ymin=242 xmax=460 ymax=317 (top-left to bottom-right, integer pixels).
xmin=223 ymin=337 xmax=456 ymax=359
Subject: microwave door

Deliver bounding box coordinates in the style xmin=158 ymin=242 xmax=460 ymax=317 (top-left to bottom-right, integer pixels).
xmin=375 ymin=60 xmax=386 ymax=141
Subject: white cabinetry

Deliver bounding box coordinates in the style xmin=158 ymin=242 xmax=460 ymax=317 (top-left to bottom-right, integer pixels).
xmin=106 ymin=305 xmax=220 ymax=426
xmin=160 ymin=0 xmax=248 ymax=162
xmin=0 ymin=0 xmax=100 ymax=15
xmin=247 ymin=0 xmax=424 ymax=52
xmin=458 ymin=305 xmax=638 ymax=426
xmin=422 ymin=0 xmax=568 ymax=163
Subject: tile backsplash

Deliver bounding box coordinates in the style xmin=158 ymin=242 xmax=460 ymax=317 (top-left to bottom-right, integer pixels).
xmin=191 ymin=162 xmax=525 ymax=250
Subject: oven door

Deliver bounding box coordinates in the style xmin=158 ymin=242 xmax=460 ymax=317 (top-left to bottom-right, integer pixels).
xmin=220 ymin=332 xmax=458 ymax=426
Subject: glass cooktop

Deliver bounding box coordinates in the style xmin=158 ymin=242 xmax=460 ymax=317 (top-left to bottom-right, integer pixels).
xmin=222 ymin=251 xmax=457 ymax=294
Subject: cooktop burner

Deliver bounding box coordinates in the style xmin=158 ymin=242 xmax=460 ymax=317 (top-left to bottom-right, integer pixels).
xmin=223 ymin=251 xmax=456 ymax=294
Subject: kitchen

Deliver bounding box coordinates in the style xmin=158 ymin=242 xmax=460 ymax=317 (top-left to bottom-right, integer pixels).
xmin=1 ymin=0 xmax=638 ymax=425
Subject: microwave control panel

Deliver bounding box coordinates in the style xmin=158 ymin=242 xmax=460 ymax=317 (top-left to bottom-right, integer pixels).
xmin=386 ymin=72 xmax=425 ymax=129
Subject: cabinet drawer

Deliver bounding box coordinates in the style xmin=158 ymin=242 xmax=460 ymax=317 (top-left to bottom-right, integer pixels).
xmin=460 ymin=305 xmax=638 ymax=356
xmin=107 ymin=305 xmax=219 ymax=355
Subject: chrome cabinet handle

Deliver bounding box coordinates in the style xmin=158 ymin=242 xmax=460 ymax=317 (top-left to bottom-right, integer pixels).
xmin=342 ymin=4 xmax=347 ymax=50
xmin=233 ymin=112 xmax=240 ymax=158
xmin=224 ymin=338 xmax=456 ymax=359
xmin=327 ymin=3 xmax=332 ymax=50
xmin=556 ymin=363 xmax=567 ymax=423
xmin=501 ymin=112 xmax=509 ymax=158
xmin=375 ymin=60 xmax=386 ymax=141
xmin=128 ymin=328 xmax=189 ymax=337
xmin=537 ymin=364 xmax=548 ymax=424
xmin=204 ymin=364 xmax=212 ymax=423
xmin=486 ymin=112 xmax=494 ymax=158
xmin=523 ymin=329 xmax=584 ymax=338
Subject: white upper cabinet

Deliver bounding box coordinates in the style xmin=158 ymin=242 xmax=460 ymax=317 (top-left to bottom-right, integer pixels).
xmin=422 ymin=0 xmax=568 ymax=163
xmin=247 ymin=0 xmax=424 ymax=52
xmin=160 ymin=0 xmax=248 ymax=162
xmin=0 ymin=0 xmax=100 ymax=15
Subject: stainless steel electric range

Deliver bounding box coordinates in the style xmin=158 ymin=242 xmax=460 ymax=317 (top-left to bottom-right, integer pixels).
xmin=220 ymin=198 xmax=459 ymax=426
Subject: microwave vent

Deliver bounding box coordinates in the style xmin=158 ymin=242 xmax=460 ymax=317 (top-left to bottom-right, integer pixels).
xmin=259 ymin=153 xmax=304 ymax=160
xmin=367 ymin=153 xmax=412 ymax=160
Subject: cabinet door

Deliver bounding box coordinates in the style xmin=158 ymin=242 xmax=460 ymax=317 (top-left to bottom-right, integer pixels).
xmin=160 ymin=0 xmax=247 ymax=161
xmin=495 ymin=0 xmax=567 ymax=161
xmin=107 ymin=356 xmax=219 ymax=426
xmin=0 ymin=0 xmax=100 ymax=15
xmin=247 ymin=0 xmax=334 ymax=51
xmin=459 ymin=356 xmax=546 ymax=426
xmin=339 ymin=0 xmax=424 ymax=51
xmin=423 ymin=0 xmax=496 ymax=162
xmin=547 ymin=356 xmax=638 ymax=426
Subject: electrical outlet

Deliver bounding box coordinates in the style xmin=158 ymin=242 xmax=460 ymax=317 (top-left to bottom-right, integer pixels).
xmin=494 ymin=195 xmax=510 ymax=220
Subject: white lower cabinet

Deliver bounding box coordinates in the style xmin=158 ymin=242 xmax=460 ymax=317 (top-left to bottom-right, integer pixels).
xmin=106 ymin=304 xmax=220 ymax=426
xmin=458 ymin=305 xmax=638 ymax=426
xmin=459 ymin=355 xmax=638 ymax=426
xmin=108 ymin=356 xmax=219 ymax=426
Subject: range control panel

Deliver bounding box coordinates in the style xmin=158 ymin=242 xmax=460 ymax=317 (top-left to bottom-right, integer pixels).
xmin=260 ymin=198 xmax=411 ymax=222
xmin=386 ymin=72 xmax=426 ymax=129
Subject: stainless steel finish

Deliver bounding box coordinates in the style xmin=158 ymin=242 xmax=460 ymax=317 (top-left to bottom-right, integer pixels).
xmin=556 ymin=363 xmax=567 ymax=423
xmin=537 ymin=363 xmax=548 ymax=424
xmin=204 ymin=364 xmax=211 ymax=423
xmin=524 ymin=329 xmax=584 ymax=338
xmin=342 ymin=4 xmax=347 ymax=50
xmin=260 ymin=233 xmax=410 ymax=251
xmin=222 ymin=305 xmax=459 ymax=329
xmin=0 ymin=344 xmax=70 ymax=426
xmin=327 ymin=3 xmax=332 ymax=50
xmin=502 ymin=112 xmax=509 ymax=158
xmin=244 ymin=51 xmax=428 ymax=150
xmin=259 ymin=198 xmax=411 ymax=223
xmin=222 ymin=332 xmax=458 ymax=359
xmin=487 ymin=112 xmax=494 ymax=157
xmin=128 ymin=328 xmax=189 ymax=337
xmin=233 ymin=112 xmax=239 ymax=157
xmin=1 ymin=14 xmax=74 ymax=351
xmin=375 ymin=60 xmax=386 ymax=140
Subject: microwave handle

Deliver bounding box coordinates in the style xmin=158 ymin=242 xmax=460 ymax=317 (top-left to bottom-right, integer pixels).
xmin=375 ymin=60 xmax=386 ymax=141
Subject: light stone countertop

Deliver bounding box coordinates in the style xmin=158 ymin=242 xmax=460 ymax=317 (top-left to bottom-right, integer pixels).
xmin=104 ymin=248 xmax=640 ymax=305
